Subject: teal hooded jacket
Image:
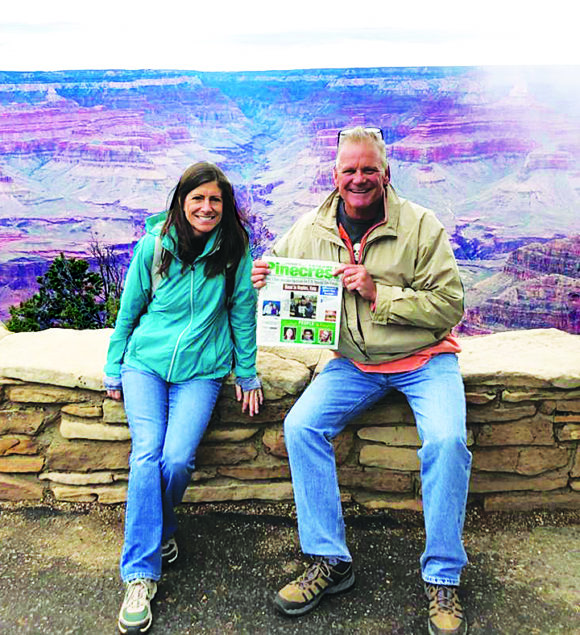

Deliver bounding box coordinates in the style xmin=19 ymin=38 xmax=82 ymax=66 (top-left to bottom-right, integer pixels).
xmin=104 ymin=212 xmax=257 ymax=384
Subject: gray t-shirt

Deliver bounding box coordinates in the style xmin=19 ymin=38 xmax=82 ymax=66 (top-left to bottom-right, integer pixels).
xmin=337 ymin=200 xmax=384 ymax=263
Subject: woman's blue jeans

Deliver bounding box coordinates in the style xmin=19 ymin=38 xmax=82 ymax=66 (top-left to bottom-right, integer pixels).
xmin=120 ymin=365 xmax=222 ymax=582
xmin=284 ymin=353 xmax=471 ymax=586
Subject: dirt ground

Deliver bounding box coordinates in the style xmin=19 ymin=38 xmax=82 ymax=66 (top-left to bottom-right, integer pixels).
xmin=0 ymin=501 xmax=578 ymax=634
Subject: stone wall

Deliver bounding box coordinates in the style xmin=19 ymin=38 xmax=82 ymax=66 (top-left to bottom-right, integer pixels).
xmin=1 ymin=326 xmax=579 ymax=512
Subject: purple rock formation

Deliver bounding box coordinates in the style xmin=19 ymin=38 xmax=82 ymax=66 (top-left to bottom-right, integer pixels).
xmin=0 ymin=66 xmax=578 ymax=333
xmin=457 ymin=236 xmax=580 ymax=335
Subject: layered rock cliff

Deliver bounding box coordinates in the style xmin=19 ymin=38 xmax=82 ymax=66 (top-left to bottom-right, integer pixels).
xmin=0 ymin=66 xmax=578 ymax=329
xmin=459 ymin=236 xmax=580 ymax=335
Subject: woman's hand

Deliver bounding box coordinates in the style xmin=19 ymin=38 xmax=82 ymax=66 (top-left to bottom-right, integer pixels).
xmin=106 ymin=389 xmax=123 ymax=401
xmin=235 ymin=384 xmax=264 ymax=416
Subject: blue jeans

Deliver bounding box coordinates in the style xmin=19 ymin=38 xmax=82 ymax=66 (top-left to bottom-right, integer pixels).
xmin=284 ymin=354 xmax=471 ymax=586
xmin=120 ymin=365 xmax=222 ymax=582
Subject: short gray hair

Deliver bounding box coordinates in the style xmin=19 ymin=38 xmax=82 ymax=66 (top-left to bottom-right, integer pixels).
xmin=336 ymin=126 xmax=388 ymax=171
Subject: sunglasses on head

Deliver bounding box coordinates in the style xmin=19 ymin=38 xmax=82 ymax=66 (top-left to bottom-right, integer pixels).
xmin=337 ymin=127 xmax=384 ymax=144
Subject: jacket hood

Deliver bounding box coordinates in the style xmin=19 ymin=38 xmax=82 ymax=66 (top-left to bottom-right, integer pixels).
xmin=145 ymin=211 xmax=167 ymax=235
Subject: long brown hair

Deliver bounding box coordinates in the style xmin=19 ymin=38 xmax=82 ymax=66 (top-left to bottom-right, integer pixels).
xmin=158 ymin=162 xmax=249 ymax=278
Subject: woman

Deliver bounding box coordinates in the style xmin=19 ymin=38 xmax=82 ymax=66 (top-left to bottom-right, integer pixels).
xmin=319 ymin=329 xmax=332 ymax=343
xmin=103 ymin=162 xmax=262 ymax=634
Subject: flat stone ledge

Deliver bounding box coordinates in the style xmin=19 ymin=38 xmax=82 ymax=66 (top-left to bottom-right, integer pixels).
xmin=0 ymin=327 xmax=578 ymax=391
xmin=38 ymin=471 xmax=119 ymax=485
xmin=182 ymin=481 xmax=294 ymax=503
xmin=60 ymin=416 xmax=131 ymax=441
xmin=459 ymin=329 xmax=580 ymax=388
xmin=0 ymin=328 xmax=112 ymax=391
xmin=0 ymin=474 xmax=44 ymax=500
xmin=0 ymin=329 xmax=311 ymax=398
xmin=483 ymin=490 xmax=580 ymax=511
xmin=51 ymin=483 xmax=127 ymax=504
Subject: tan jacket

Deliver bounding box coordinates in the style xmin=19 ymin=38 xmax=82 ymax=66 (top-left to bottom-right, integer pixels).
xmin=272 ymin=185 xmax=464 ymax=364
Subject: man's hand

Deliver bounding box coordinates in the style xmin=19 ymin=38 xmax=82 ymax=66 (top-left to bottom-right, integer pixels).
xmin=235 ymin=384 xmax=264 ymax=417
xmin=251 ymin=259 xmax=270 ymax=289
xmin=334 ymin=263 xmax=377 ymax=303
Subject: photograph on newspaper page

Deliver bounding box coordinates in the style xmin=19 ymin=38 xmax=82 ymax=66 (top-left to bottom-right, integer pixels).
xmin=257 ymin=257 xmax=343 ymax=349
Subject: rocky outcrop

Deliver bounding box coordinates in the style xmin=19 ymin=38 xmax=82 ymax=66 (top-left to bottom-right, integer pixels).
xmin=1 ymin=328 xmax=579 ymax=512
xmin=459 ymin=236 xmax=580 ymax=335
xmin=1 ymin=66 xmax=578 ymax=326
xmin=388 ymin=111 xmax=538 ymax=164
xmin=504 ymin=237 xmax=580 ymax=280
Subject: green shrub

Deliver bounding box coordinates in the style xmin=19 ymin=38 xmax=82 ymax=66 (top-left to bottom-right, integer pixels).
xmin=7 ymin=253 xmax=106 ymax=332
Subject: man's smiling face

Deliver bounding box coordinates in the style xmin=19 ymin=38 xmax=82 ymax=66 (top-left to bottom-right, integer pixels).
xmin=332 ymin=140 xmax=389 ymax=219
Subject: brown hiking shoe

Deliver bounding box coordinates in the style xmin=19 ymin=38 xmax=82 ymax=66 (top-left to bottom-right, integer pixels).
xmin=425 ymin=584 xmax=467 ymax=635
xmin=274 ymin=559 xmax=355 ymax=616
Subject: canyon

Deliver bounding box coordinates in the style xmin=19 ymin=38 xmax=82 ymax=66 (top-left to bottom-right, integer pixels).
xmin=0 ymin=66 xmax=578 ymax=333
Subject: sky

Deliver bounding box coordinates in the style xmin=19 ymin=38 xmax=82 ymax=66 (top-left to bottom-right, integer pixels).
xmin=1 ymin=0 xmax=579 ymax=72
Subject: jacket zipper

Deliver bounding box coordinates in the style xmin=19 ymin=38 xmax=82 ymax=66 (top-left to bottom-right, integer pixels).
xmin=338 ymin=224 xmax=357 ymax=264
xmin=358 ymin=218 xmax=388 ymax=264
xmin=336 ymin=225 xmax=369 ymax=358
xmin=166 ymin=266 xmax=195 ymax=381
xmin=337 ymin=218 xmax=388 ymax=265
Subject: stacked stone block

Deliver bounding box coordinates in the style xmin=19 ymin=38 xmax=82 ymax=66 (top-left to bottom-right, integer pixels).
xmin=0 ymin=327 xmax=579 ymax=512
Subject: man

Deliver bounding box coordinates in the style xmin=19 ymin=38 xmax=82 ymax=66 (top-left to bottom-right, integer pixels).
xmin=252 ymin=127 xmax=471 ymax=635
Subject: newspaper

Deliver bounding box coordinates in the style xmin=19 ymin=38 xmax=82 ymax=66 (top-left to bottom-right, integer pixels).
xmin=257 ymin=257 xmax=343 ymax=349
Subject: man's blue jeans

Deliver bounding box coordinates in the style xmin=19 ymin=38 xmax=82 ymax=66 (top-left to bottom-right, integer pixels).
xmin=120 ymin=365 xmax=222 ymax=582
xmin=284 ymin=353 xmax=471 ymax=586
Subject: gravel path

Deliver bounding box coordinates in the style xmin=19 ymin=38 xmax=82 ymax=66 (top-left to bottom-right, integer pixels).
xmin=0 ymin=502 xmax=578 ymax=634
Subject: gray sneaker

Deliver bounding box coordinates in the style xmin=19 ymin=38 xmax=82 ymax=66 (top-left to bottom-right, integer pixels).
xmin=118 ymin=578 xmax=157 ymax=634
xmin=161 ymin=536 xmax=178 ymax=564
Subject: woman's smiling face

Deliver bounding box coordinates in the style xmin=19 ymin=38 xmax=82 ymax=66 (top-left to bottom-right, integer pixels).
xmin=183 ymin=181 xmax=223 ymax=236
